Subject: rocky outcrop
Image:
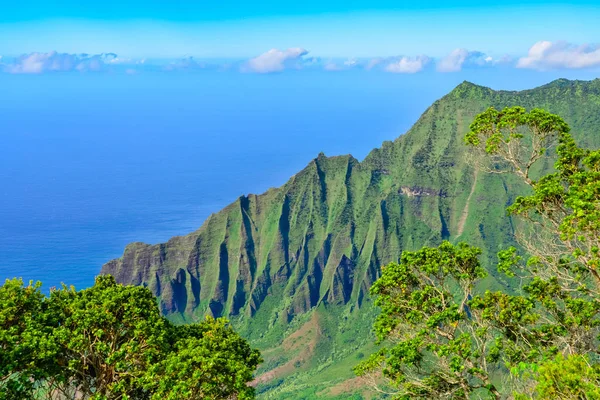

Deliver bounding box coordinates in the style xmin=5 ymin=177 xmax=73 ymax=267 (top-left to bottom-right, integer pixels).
xmin=400 ymin=185 xmax=446 ymax=197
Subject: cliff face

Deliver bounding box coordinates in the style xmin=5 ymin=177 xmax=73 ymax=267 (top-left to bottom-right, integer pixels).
xmin=102 ymin=78 xmax=600 ymax=397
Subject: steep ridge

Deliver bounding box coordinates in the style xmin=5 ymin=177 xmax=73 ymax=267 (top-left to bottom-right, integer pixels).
xmin=102 ymin=78 xmax=600 ymax=398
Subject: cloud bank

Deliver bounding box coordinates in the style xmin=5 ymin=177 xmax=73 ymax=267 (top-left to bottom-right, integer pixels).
xmin=3 ymin=51 xmax=122 ymax=74
xmin=244 ymin=48 xmax=309 ymax=73
xmin=2 ymin=41 xmax=598 ymax=75
xmin=383 ymin=55 xmax=432 ymax=73
xmin=517 ymin=41 xmax=600 ymax=70
xmin=322 ymin=58 xmax=366 ymax=71
xmin=436 ymin=48 xmax=500 ymax=72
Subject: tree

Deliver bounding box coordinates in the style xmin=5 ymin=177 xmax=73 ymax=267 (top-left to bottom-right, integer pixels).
xmin=0 ymin=275 xmax=262 ymax=399
xmin=466 ymin=105 xmax=600 ymax=397
xmin=47 ymin=275 xmax=170 ymax=399
xmin=146 ymin=318 xmax=261 ymax=400
xmin=465 ymin=106 xmax=600 ymax=294
xmin=0 ymin=279 xmax=59 ymax=399
xmin=354 ymin=242 xmax=503 ymax=399
xmin=357 ymin=106 xmax=600 ymax=399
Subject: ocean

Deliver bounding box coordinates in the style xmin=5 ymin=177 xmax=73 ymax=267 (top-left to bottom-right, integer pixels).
xmin=1 ymin=68 xmax=596 ymax=290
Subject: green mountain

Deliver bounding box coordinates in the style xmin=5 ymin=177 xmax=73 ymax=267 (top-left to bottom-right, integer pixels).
xmin=101 ymin=78 xmax=600 ymax=398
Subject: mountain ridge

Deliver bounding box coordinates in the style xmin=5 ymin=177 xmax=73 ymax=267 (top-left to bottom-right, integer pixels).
xmin=101 ymin=78 xmax=600 ymax=398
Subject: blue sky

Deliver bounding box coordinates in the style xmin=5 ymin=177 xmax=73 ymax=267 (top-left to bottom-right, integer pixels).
xmin=1 ymin=0 xmax=599 ymax=59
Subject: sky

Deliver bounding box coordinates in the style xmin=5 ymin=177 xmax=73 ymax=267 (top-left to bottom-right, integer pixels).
xmin=1 ymin=0 xmax=599 ymax=61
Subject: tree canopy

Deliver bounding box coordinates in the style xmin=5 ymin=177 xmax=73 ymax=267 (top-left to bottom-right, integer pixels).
xmin=0 ymin=275 xmax=262 ymax=399
xmin=357 ymin=106 xmax=600 ymax=399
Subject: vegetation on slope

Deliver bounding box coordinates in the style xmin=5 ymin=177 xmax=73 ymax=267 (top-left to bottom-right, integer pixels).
xmin=101 ymin=78 xmax=600 ymax=397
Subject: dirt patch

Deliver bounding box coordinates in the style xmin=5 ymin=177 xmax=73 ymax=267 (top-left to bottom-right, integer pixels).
xmin=326 ymin=376 xmax=367 ymax=396
xmin=282 ymin=312 xmax=321 ymax=352
xmin=251 ymin=312 xmax=322 ymax=386
xmin=323 ymin=372 xmax=388 ymax=399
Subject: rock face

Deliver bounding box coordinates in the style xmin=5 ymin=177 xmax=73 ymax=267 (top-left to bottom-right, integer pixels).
xmin=101 ymin=79 xmax=600 ymax=397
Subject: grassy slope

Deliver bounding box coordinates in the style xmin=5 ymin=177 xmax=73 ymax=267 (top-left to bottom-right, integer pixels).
xmin=101 ymin=78 xmax=600 ymax=398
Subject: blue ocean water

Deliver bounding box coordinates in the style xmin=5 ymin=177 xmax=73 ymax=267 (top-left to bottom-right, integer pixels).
xmin=1 ymin=69 xmax=597 ymax=290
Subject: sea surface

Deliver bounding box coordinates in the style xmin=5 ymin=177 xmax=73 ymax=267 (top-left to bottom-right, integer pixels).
xmin=1 ymin=69 xmax=597 ymax=290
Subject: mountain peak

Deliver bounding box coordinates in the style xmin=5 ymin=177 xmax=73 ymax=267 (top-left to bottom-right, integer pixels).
xmin=448 ymin=80 xmax=494 ymax=99
xmin=548 ymin=78 xmax=572 ymax=85
xmin=456 ymin=80 xmax=479 ymax=88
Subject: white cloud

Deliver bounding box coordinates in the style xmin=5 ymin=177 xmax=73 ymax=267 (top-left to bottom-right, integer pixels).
xmin=324 ymin=62 xmax=342 ymax=71
xmin=3 ymin=51 xmax=123 ymax=74
xmin=106 ymin=55 xmax=146 ymax=65
xmin=437 ymin=48 xmax=494 ymax=72
xmin=364 ymin=55 xmax=431 ymax=73
xmin=344 ymin=58 xmax=358 ymax=67
xmin=244 ymin=47 xmax=309 ymax=73
xmin=384 ymin=55 xmax=432 ymax=73
xmin=437 ymin=49 xmax=469 ymax=72
xmin=323 ymin=58 xmax=364 ymax=71
xmin=517 ymin=41 xmax=600 ymax=70
xmin=365 ymin=58 xmax=384 ymax=70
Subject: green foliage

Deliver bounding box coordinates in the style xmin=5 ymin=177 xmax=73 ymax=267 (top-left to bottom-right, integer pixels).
xmin=355 ymin=242 xmax=503 ymax=399
xmin=507 ymin=133 xmax=600 ymax=289
xmin=530 ymin=354 xmax=600 ymax=399
xmin=469 ymin=105 xmax=600 ymax=397
xmin=0 ymin=279 xmax=59 ymax=399
xmin=466 ymin=105 xmax=600 ymax=292
xmin=361 ymin=103 xmax=600 ymax=399
xmin=466 ymin=105 xmax=600 ymax=361
xmin=147 ymin=319 xmax=261 ymax=400
xmin=0 ymin=276 xmax=261 ymax=399
xmin=48 ymin=275 xmax=170 ymax=398
xmin=465 ymin=106 xmax=571 ymax=185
